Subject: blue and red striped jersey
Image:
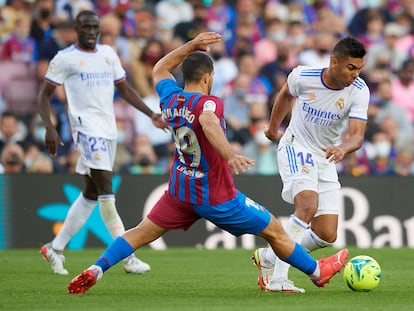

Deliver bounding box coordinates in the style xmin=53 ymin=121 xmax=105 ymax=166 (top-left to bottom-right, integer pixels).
xmin=156 ymin=78 xmax=237 ymax=205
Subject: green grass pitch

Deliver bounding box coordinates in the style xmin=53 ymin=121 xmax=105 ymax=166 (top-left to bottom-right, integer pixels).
xmin=0 ymin=246 xmax=413 ymax=311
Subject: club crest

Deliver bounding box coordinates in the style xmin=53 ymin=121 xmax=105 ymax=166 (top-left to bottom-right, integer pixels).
xmin=336 ymin=98 xmax=345 ymax=110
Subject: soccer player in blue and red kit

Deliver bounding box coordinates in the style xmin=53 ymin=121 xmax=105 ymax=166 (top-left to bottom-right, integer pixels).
xmin=68 ymin=32 xmax=348 ymax=295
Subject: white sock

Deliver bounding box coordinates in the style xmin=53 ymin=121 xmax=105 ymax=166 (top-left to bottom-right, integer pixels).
xmin=301 ymin=229 xmax=333 ymax=252
xmin=270 ymin=215 xmax=309 ymax=282
xmin=98 ymin=195 xmax=125 ymax=239
xmin=52 ymin=194 xmax=97 ymax=251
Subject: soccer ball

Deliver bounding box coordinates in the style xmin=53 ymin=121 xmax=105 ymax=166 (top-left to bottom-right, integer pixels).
xmin=343 ymin=255 xmax=382 ymax=292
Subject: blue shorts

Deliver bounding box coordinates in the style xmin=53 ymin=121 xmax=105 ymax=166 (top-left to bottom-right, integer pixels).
xmin=194 ymin=191 xmax=271 ymax=236
xmin=147 ymin=190 xmax=271 ymax=236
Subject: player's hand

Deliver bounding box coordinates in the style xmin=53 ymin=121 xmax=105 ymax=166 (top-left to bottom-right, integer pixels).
xmin=264 ymin=127 xmax=283 ymax=142
xmin=228 ymin=154 xmax=255 ymax=175
xmin=151 ymin=113 xmax=167 ymax=130
xmin=323 ymin=146 xmax=346 ymax=163
xmin=190 ymin=32 xmax=222 ymax=52
xmin=45 ymin=127 xmax=64 ymax=157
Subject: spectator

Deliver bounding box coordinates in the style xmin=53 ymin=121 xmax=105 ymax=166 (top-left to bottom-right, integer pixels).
xmin=373 ymin=79 xmax=413 ymax=140
xmin=286 ymin=18 xmax=309 ymax=57
xmin=23 ymin=113 xmax=67 ymax=172
xmin=391 ymin=59 xmax=414 ymax=123
xmin=94 ymin=0 xmax=113 ymax=17
xmin=369 ymin=129 xmax=396 ymax=175
xmin=113 ymin=97 xmax=138 ymax=150
xmin=25 ymin=152 xmax=54 ymax=173
xmin=260 ymin=41 xmax=296 ymax=94
xmin=0 ymin=2 xmax=20 ymax=42
xmin=348 ymin=3 xmax=392 ymax=38
xmin=243 ymin=105 xmax=278 ymax=176
xmin=223 ymin=73 xmax=252 ymax=145
xmin=394 ymin=12 xmax=414 ymax=56
xmin=365 ymin=22 xmax=408 ymax=73
xmin=301 ymin=0 xmax=334 ymax=30
xmin=312 ymin=7 xmax=347 ymax=38
xmin=356 ymin=9 xmax=386 ymax=50
xmin=205 ymin=0 xmax=236 ymax=42
xmin=129 ymin=10 xmax=156 ymax=51
xmin=36 ymin=19 xmax=77 ymax=80
xmin=298 ymin=31 xmax=336 ymax=67
xmin=120 ymin=135 xmax=164 ymax=175
xmin=248 ymin=101 xmax=269 ymax=139
xmin=338 ymin=132 xmax=372 ymax=176
xmin=262 ymin=0 xmax=289 ymax=22
xmin=0 ymin=142 xmax=25 ymax=174
xmin=129 ymin=38 xmax=165 ymax=97
xmin=1 ymin=11 xmax=38 ymax=63
xmin=113 ymin=119 xmax=133 ymax=173
xmin=393 ymin=147 xmax=414 ymax=176
xmin=226 ymin=0 xmax=264 ymax=56
xmin=58 ymin=145 xmax=78 ymax=174
xmin=235 ymin=52 xmax=272 ymax=102
xmin=209 ymin=39 xmax=238 ymax=98
xmin=379 ymin=114 xmax=411 ymax=155
xmin=29 ymin=0 xmax=55 ymax=48
xmin=113 ymin=0 xmax=136 ymax=39
xmin=55 ymin=0 xmax=94 ymax=22
xmin=125 ymin=0 xmax=156 ymax=19
xmin=134 ymin=93 xmax=172 ymax=170
xmin=4 ymin=1 xmax=414 ymax=177
xmin=173 ymin=1 xmax=209 ymax=43
xmin=253 ymin=17 xmax=288 ymax=67
xmin=0 ymin=111 xmax=26 ymax=153
xmin=155 ymin=0 xmax=194 ymax=33
xmin=99 ymin=13 xmax=131 ymax=68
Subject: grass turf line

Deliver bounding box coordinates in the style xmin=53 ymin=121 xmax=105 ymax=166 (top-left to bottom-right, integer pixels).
xmin=0 ymin=247 xmax=413 ymax=311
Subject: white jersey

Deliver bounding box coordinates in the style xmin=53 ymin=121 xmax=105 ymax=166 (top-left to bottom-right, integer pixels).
xmin=284 ymin=66 xmax=370 ymax=160
xmin=45 ymin=44 xmax=126 ymax=139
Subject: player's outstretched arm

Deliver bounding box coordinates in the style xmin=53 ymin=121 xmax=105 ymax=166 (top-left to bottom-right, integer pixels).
xmin=152 ymin=32 xmax=222 ymax=86
xmin=116 ymin=80 xmax=167 ymax=130
xmin=199 ymin=110 xmax=254 ymax=175
xmin=37 ymin=81 xmax=63 ymax=157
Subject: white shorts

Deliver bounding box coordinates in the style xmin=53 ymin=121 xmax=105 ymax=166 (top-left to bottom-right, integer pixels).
xmin=75 ymin=132 xmax=116 ymax=175
xmin=277 ymin=139 xmax=340 ymax=215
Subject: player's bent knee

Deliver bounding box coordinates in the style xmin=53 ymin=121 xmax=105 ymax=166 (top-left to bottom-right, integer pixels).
xmin=259 ymin=216 xmax=289 ymax=241
xmin=311 ymin=225 xmax=337 ymax=243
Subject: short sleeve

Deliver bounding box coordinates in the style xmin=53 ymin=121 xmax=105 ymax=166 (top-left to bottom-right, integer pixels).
xmin=44 ymin=51 xmax=67 ymax=85
xmin=199 ymin=95 xmax=224 ymax=119
xmin=108 ymin=46 xmax=126 ymax=82
xmin=349 ymin=79 xmax=370 ymax=121
xmin=286 ymin=66 xmax=302 ymax=97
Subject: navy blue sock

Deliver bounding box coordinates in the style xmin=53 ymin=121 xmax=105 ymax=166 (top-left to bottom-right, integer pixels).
xmin=95 ymin=237 xmax=134 ymax=272
xmin=281 ymin=243 xmax=317 ymax=275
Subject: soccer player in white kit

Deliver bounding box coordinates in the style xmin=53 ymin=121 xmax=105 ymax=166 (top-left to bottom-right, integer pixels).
xmin=38 ymin=10 xmax=166 ymax=275
xmin=252 ymin=37 xmax=370 ymax=293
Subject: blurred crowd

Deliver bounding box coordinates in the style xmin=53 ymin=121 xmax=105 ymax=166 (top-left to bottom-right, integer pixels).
xmin=1 ymin=0 xmax=414 ymax=176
